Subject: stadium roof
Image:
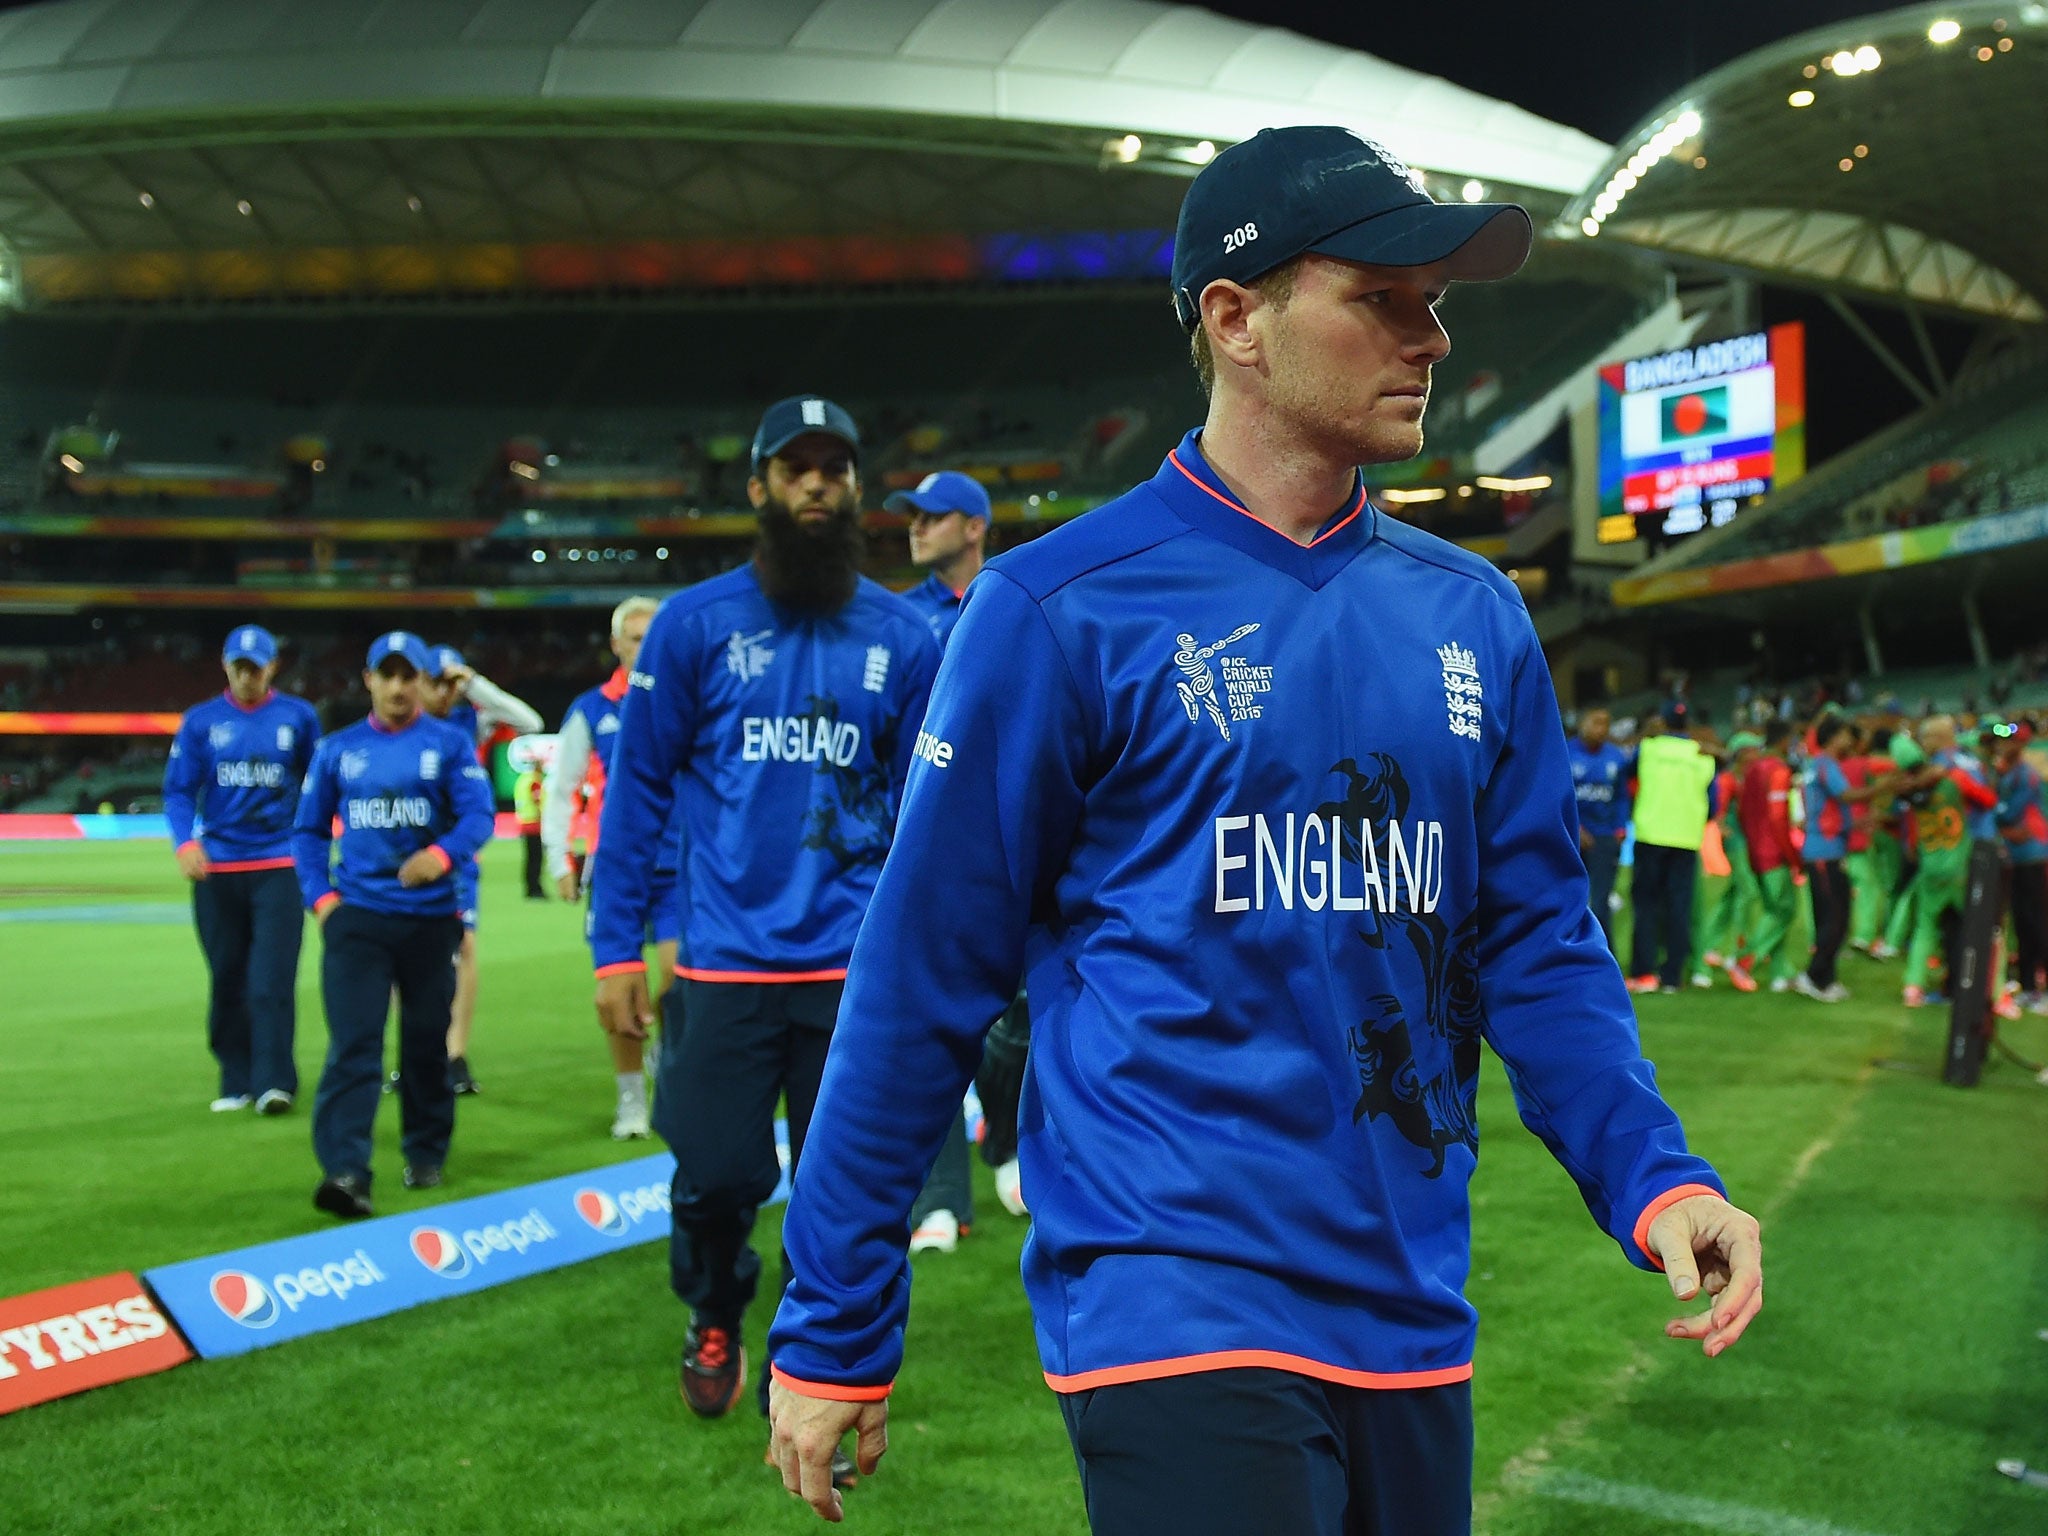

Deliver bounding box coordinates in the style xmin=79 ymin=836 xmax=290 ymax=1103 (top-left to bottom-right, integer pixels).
xmin=1560 ymin=2 xmax=2048 ymax=322
xmin=0 ymin=0 xmax=1611 ymax=307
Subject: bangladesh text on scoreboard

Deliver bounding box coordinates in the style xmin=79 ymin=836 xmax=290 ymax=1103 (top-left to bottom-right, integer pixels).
xmin=1595 ymin=323 xmax=1806 ymax=544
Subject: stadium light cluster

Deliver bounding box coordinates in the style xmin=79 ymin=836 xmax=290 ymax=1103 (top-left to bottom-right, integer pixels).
xmin=1580 ymin=108 xmax=1701 ymax=237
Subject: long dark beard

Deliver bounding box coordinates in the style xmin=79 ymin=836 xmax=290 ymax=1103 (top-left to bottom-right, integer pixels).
xmin=754 ymin=493 xmax=864 ymax=615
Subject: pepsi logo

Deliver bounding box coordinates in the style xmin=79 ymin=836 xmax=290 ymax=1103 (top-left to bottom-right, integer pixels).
xmin=210 ymin=1270 xmax=278 ymax=1329
xmin=410 ymin=1227 xmax=471 ymax=1279
xmin=574 ymin=1188 xmax=628 ymax=1237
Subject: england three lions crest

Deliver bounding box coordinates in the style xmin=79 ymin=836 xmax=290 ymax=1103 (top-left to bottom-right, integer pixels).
xmin=1172 ymin=623 xmax=1271 ymax=743
xmin=1438 ymin=643 xmax=1483 ymax=741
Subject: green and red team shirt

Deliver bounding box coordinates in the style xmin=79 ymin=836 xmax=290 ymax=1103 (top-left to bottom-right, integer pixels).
xmin=1740 ymin=756 xmax=1796 ymax=872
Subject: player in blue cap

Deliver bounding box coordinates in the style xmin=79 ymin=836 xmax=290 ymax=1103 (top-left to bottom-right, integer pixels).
xmin=292 ymin=630 xmax=495 ymax=1219
xmin=887 ymin=469 xmax=993 ymax=650
xmin=163 ymin=624 xmax=322 ymax=1114
xmin=883 ymin=468 xmax=1006 ymax=1248
xmin=589 ymin=394 xmax=938 ymax=1452
xmin=768 ymin=125 xmax=1763 ymax=1531
xmin=420 ymin=643 xmax=542 ymax=1096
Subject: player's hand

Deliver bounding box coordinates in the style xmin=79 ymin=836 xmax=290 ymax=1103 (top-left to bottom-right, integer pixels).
xmin=596 ymin=970 xmax=653 ymax=1041
xmin=445 ymin=663 xmax=476 ymax=688
xmin=1578 ymin=826 xmax=1593 ymax=853
xmin=396 ymin=850 xmax=447 ymax=888
xmin=555 ymin=872 xmax=579 ymax=902
xmin=175 ymin=843 xmax=211 ymax=881
xmin=1648 ymin=1193 xmax=1762 ymax=1358
xmin=770 ymin=1375 xmax=888 ymax=1523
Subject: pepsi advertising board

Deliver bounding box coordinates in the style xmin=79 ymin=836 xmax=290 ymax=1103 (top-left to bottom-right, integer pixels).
xmin=1595 ymin=322 xmax=1806 ymax=544
xmin=145 ymin=1153 xmax=683 ymax=1359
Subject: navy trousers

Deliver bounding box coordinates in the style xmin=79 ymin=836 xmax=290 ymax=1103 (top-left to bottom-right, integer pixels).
xmin=191 ymin=866 xmax=304 ymax=1099
xmin=1629 ymin=843 xmax=1699 ymax=986
xmin=654 ymin=979 xmax=838 ymax=1332
xmin=1581 ymin=835 xmax=1622 ymax=954
xmin=311 ymin=905 xmax=462 ymax=1185
xmin=1059 ymin=1368 xmax=1472 ymax=1536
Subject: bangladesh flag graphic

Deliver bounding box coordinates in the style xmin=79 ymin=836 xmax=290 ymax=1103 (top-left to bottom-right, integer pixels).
xmin=1660 ymin=384 xmax=1728 ymax=443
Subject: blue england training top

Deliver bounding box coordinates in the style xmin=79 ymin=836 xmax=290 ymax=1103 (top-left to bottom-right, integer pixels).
xmin=163 ymin=690 xmax=322 ymax=867
xmin=588 ymin=564 xmax=940 ymax=980
xmin=291 ymin=710 xmax=496 ymax=918
xmin=900 ymin=572 xmax=968 ymax=649
xmin=1566 ymin=737 xmax=1632 ymax=841
xmin=770 ymin=430 xmax=1724 ymax=1400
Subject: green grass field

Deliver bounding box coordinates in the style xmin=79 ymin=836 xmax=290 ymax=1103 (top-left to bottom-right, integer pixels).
xmin=2 ymin=840 xmax=2045 ymax=1535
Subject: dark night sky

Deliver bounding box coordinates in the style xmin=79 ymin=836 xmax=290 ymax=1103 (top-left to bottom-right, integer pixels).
xmin=1201 ymin=0 xmax=1895 ymax=142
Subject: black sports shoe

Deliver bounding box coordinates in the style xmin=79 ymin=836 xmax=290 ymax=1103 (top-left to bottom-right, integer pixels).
xmin=403 ymin=1164 xmax=442 ymax=1190
xmin=314 ymin=1174 xmax=373 ymax=1220
xmin=448 ymin=1056 xmax=479 ymax=1095
xmin=680 ymin=1321 xmax=746 ymax=1418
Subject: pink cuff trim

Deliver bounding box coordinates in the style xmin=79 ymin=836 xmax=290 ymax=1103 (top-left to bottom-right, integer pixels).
xmin=423 ymin=844 xmax=454 ymax=874
xmin=1633 ymin=1183 xmax=1725 ymax=1267
xmin=770 ymin=1364 xmax=892 ymax=1402
xmin=594 ymin=961 xmax=646 ymax=979
xmin=176 ymin=840 xmax=203 ymax=856
xmin=312 ymin=893 xmax=341 ymax=916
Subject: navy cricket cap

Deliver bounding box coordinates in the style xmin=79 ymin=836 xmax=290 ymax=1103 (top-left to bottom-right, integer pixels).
xmin=750 ymin=396 xmax=860 ymax=472
xmin=365 ymin=630 xmax=431 ymax=674
xmin=431 ymin=645 xmax=466 ymax=677
xmin=222 ymin=624 xmax=277 ymax=667
xmin=884 ymin=469 xmax=991 ymax=522
xmin=1169 ymin=125 xmax=1533 ymax=332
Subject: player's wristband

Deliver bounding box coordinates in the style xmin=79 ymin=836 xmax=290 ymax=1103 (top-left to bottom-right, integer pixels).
xmin=594 ymin=960 xmax=647 ymax=979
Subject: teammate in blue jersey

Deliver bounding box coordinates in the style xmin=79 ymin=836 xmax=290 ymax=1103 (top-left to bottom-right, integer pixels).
xmin=422 ymin=644 xmax=542 ymax=1095
xmin=767 ymin=126 xmax=1765 ymax=1532
xmin=542 ymin=595 xmax=675 ymax=1140
xmin=292 ymin=631 xmax=495 ymax=1220
xmin=884 ymin=467 xmax=1000 ymax=1248
xmin=889 ymin=469 xmax=991 ymax=650
xmin=1566 ymin=705 xmax=1632 ymax=952
xmin=163 ymin=624 xmax=321 ymax=1115
xmin=590 ymin=395 xmax=939 ymax=1438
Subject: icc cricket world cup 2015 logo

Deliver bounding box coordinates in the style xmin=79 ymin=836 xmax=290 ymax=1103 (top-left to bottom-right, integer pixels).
xmin=1174 ymin=623 xmax=1261 ymax=742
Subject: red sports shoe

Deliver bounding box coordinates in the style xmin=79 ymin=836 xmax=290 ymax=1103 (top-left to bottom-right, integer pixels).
xmin=1723 ymin=959 xmax=1758 ymax=994
xmin=1624 ymin=974 xmax=1661 ymax=994
xmin=681 ymin=1321 xmax=746 ymax=1418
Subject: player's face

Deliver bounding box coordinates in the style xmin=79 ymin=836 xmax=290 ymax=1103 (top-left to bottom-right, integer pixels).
xmin=1261 ymin=256 xmax=1452 ymax=466
xmin=612 ymin=611 xmax=652 ymax=672
xmin=1578 ymin=708 xmax=1610 ymax=748
xmin=364 ymin=662 xmax=421 ymax=724
xmin=420 ymin=673 xmax=455 ymax=719
xmin=908 ymin=509 xmax=978 ymax=570
xmin=223 ymin=657 xmax=276 ymax=705
xmin=750 ymin=434 xmax=860 ymax=526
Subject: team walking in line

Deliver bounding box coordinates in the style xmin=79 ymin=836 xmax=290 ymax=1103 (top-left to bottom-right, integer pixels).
xmin=1569 ymin=699 xmax=2048 ymax=1014
xmin=161 ymin=126 xmax=1776 ymax=1534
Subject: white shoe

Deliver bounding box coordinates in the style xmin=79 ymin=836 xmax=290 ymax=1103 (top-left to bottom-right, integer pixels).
xmin=909 ymin=1209 xmax=959 ymax=1254
xmin=611 ymin=1096 xmax=651 ymax=1140
xmin=1791 ymin=973 xmax=1826 ymax=1001
xmin=994 ymin=1158 xmax=1027 ymax=1217
xmin=254 ymin=1089 xmax=294 ymax=1116
xmin=1768 ymin=977 xmax=1792 ymax=994
xmin=1820 ymin=983 xmax=1852 ymax=1003
xmin=1689 ymin=972 xmax=1714 ymax=990
xmin=210 ymin=1094 xmax=252 ymax=1113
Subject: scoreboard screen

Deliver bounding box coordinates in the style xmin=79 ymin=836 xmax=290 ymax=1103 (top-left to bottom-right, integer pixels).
xmin=1595 ymin=322 xmax=1805 ymax=544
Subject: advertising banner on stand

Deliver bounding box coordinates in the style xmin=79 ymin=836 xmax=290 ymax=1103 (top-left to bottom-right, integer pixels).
xmin=0 ymin=1273 xmax=192 ymax=1415
xmin=147 ymin=1153 xmax=683 ymax=1359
